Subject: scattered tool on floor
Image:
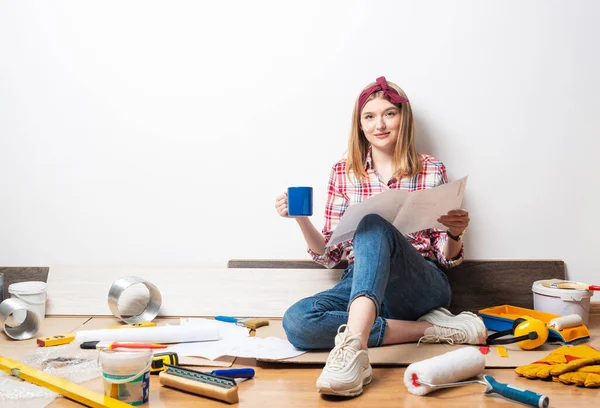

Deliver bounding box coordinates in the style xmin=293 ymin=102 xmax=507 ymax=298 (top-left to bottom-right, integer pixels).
xmin=37 ymin=333 xmax=76 ymax=347
xmin=479 ymin=305 xmax=590 ymax=344
xmin=210 ymin=368 xmax=255 ymax=379
xmin=38 ymin=322 xmax=160 ymax=347
xmin=540 ymin=279 xmax=600 ymax=291
xmin=549 ymin=314 xmax=584 ymax=330
xmin=81 ymin=341 xmax=168 ymax=350
xmin=243 ymin=318 xmax=270 ymax=330
xmin=215 ymin=316 xmax=270 ymax=329
xmin=0 ymin=355 xmax=132 ymax=408
xmin=109 ymin=321 xmax=157 ymax=329
xmin=151 ymin=351 xmax=179 ymax=374
xmin=486 ymin=316 xmax=549 ymax=350
xmin=159 ymin=364 xmax=239 ymax=404
xmin=404 ymin=347 xmax=549 ymax=407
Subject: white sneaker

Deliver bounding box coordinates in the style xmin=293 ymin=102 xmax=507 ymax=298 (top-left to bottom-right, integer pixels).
xmin=417 ymin=307 xmax=487 ymax=345
xmin=316 ymin=324 xmax=372 ymax=397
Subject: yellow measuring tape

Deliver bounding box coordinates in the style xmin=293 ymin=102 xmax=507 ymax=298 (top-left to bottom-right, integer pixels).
xmin=0 ymin=355 xmax=131 ymax=408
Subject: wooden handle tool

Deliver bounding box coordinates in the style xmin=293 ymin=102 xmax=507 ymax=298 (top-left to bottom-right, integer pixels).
xmin=541 ymin=279 xmax=600 ymax=291
xmin=158 ymin=364 xmax=239 ymax=404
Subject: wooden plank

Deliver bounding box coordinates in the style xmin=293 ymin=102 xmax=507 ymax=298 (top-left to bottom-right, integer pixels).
xmin=45 ymin=266 xmax=342 ymax=317
xmin=20 ymin=260 xmax=567 ymax=317
xmin=226 ymin=259 xmax=566 ymax=314
xmin=228 ymin=259 xmax=348 ymax=269
xmin=445 ymin=260 xmax=565 ymax=313
xmin=0 ymin=267 xmax=49 ymax=301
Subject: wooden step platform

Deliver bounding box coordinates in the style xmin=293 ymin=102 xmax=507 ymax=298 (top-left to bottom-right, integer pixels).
xmin=227 ymin=259 xmax=566 ymax=314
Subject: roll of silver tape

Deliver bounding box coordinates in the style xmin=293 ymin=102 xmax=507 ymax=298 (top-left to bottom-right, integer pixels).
xmin=0 ymin=298 xmax=40 ymax=340
xmin=108 ymin=276 xmax=162 ymax=323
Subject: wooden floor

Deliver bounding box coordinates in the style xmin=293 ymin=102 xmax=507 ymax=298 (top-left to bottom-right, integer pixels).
xmin=51 ymin=359 xmax=600 ymax=407
xmin=1 ymin=315 xmax=599 ymax=407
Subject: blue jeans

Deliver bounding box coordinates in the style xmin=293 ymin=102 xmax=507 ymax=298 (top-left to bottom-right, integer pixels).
xmin=283 ymin=214 xmax=452 ymax=350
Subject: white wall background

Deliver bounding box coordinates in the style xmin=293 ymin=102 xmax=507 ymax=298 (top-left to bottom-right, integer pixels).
xmin=1 ymin=1 xmax=598 ymax=300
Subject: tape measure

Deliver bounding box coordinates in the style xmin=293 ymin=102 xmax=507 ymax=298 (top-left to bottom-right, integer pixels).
xmin=151 ymin=352 xmax=179 ymax=374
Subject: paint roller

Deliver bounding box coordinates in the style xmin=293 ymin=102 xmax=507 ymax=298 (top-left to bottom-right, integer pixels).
xmin=548 ymin=314 xmax=584 ymax=330
xmin=404 ymin=347 xmax=549 ymax=407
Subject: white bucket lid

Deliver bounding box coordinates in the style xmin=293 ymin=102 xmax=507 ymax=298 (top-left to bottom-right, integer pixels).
xmin=8 ymin=281 xmax=48 ymax=295
xmin=100 ymin=350 xmax=153 ymax=375
xmin=532 ymin=280 xmax=592 ymax=301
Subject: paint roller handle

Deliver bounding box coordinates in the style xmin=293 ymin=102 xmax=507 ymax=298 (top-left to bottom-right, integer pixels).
xmin=482 ymin=375 xmax=549 ymax=408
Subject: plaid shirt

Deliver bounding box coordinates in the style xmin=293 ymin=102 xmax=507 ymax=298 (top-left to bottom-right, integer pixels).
xmin=309 ymin=150 xmax=464 ymax=269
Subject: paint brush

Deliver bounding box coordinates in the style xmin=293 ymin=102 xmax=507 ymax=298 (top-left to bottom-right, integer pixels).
xmin=541 ymin=280 xmax=600 ymax=291
xmin=80 ymin=341 xmax=167 ymax=350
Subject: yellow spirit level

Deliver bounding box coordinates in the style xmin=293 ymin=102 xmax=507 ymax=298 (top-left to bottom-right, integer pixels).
xmin=37 ymin=333 xmax=76 ymax=347
xmin=109 ymin=321 xmax=157 ymax=329
xmin=0 ymin=355 xmax=131 ymax=408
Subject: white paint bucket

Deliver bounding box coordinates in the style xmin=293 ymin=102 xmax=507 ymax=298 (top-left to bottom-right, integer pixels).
xmin=532 ymin=280 xmax=592 ymax=325
xmin=8 ymin=281 xmax=48 ymax=323
xmin=99 ymin=350 xmax=152 ymax=406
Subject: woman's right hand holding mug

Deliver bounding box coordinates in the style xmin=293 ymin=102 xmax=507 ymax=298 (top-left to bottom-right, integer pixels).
xmin=276 ymin=187 xmax=313 ymax=218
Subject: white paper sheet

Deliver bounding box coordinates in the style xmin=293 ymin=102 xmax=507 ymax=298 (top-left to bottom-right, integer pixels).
xmin=166 ymin=318 xmax=306 ymax=360
xmin=166 ymin=337 xmax=306 ymax=361
xmin=328 ymin=176 xmax=468 ymax=247
xmin=222 ymin=337 xmax=306 ymax=360
xmin=180 ymin=318 xmax=249 ymax=338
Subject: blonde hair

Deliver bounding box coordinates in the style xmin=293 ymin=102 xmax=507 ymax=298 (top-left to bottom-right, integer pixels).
xmin=346 ymin=80 xmax=420 ymax=182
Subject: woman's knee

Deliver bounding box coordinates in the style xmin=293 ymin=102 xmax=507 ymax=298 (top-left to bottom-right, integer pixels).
xmin=282 ymin=299 xmax=316 ymax=349
xmin=282 ymin=297 xmax=336 ymax=350
xmin=357 ymin=213 xmax=389 ymax=233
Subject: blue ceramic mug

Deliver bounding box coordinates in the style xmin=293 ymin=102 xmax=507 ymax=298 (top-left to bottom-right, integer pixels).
xmin=287 ymin=187 xmax=313 ymax=217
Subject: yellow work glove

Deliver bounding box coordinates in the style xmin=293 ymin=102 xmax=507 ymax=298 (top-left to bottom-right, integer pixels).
xmin=515 ymin=345 xmax=600 ymax=380
xmin=557 ymin=365 xmax=600 ymax=387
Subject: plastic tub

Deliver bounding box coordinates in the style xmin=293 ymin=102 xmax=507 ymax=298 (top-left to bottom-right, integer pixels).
xmin=8 ymin=281 xmax=48 ymax=322
xmin=532 ymin=280 xmax=592 ymax=325
xmin=99 ymin=350 xmax=152 ymax=406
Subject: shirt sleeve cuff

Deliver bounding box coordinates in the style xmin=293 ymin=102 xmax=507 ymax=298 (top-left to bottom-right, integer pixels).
xmin=436 ymin=237 xmax=465 ymax=268
xmin=308 ymin=246 xmax=341 ymax=269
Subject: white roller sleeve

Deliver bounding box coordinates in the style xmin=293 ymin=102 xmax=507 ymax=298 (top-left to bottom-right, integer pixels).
xmin=404 ymin=347 xmax=485 ymax=396
xmin=75 ymin=325 xmax=219 ymax=343
xmin=549 ymin=314 xmax=583 ymax=330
